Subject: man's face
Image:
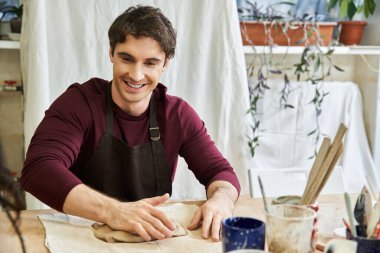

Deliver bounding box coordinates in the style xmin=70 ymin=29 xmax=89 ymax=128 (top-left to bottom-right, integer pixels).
xmin=110 ymin=35 xmax=168 ymax=114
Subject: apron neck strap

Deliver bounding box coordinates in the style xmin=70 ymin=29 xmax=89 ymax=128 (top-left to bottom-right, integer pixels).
xmin=149 ymin=91 xmax=160 ymax=141
xmin=105 ymin=82 xmax=113 ymax=135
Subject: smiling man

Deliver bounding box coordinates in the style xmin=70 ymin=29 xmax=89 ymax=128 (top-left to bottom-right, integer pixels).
xmin=21 ymin=6 xmax=240 ymax=242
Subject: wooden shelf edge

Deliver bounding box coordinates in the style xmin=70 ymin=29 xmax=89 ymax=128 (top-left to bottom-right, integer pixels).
xmin=0 ymin=40 xmax=20 ymax=49
xmin=0 ymin=91 xmax=23 ymax=94
xmin=243 ymin=45 xmax=380 ymax=55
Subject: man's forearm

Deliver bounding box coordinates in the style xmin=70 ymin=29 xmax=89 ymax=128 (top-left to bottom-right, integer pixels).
xmin=62 ymin=184 xmax=175 ymax=241
xmin=62 ymin=184 xmax=118 ymax=224
xmin=206 ymin=180 xmax=238 ymax=208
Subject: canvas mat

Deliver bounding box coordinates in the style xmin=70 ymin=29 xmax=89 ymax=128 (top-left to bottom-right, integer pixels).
xmin=38 ymin=203 xmax=222 ymax=253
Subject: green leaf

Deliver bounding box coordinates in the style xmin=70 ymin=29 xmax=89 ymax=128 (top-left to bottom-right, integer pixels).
xmin=347 ymin=1 xmax=357 ymax=20
xmin=325 ymin=49 xmax=335 ymax=56
xmin=363 ymin=0 xmax=376 ymax=18
xmin=273 ymin=1 xmax=295 ymax=6
xmin=339 ymin=0 xmax=349 ymax=19
xmin=369 ymin=0 xmax=376 ymax=15
xmin=364 ymin=0 xmax=370 ymax=17
xmin=327 ymin=0 xmax=339 ymax=11
xmin=308 ymin=129 xmax=317 ymax=136
xmin=285 ymin=104 xmax=295 ymax=109
xmin=269 ymin=69 xmax=282 ymax=74
xmin=333 ymin=64 xmax=344 ymax=72
xmin=314 ymin=57 xmax=321 ymax=72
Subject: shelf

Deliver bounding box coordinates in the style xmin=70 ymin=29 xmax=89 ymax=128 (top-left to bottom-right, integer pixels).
xmin=0 ymin=90 xmax=22 ymax=94
xmin=243 ymin=45 xmax=380 ymax=55
xmin=0 ymin=40 xmax=20 ymax=49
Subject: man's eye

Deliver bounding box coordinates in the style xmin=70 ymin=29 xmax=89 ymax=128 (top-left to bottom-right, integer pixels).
xmin=122 ymin=58 xmax=132 ymax=62
xmin=145 ymin=62 xmax=157 ymax=66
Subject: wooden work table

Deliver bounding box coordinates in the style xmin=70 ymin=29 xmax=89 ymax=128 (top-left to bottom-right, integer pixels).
xmin=0 ymin=195 xmax=346 ymax=253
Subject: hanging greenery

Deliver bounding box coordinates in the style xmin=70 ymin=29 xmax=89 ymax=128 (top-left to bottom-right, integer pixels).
xmin=240 ymin=1 xmax=344 ymax=158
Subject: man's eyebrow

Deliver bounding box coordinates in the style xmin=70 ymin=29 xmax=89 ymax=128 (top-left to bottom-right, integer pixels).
xmin=117 ymin=52 xmax=135 ymax=59
xmin=117 ymin=52 xmax=162 ymax=63
xmin=146 ymin=58 xmax=162 ymax=63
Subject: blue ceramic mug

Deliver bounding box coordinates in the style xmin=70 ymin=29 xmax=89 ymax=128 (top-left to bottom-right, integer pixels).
xmin=222 ymin=217 xmax=265 ymax=252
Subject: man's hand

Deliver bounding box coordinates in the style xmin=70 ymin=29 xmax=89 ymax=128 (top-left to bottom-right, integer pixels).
xmin=63 ymin=185 xmax=175 ymax=242
xmin=187 ymin=181 xmax=238 ymax=241
xmin=106 ymin=193 xmax=176 ymax=241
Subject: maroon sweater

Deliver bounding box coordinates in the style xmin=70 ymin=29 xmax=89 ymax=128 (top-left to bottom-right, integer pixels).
xmin=21 ymin=78 xmax=240 ymax=211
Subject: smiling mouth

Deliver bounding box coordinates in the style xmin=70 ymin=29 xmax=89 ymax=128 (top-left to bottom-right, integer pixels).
xmin=124 ymin=80 xmax=146 ymax=89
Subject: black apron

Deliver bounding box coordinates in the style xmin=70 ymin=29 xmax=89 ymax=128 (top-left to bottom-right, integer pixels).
xmin=78 ymin=82 xmax=172 ymax=201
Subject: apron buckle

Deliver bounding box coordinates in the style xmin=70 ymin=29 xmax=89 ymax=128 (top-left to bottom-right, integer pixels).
xmin=149 ymin=127 xmax=160 ymax=141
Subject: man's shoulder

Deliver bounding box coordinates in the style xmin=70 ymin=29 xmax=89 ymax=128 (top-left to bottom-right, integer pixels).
xmin=157 ymin=84 xmax=189 ymax=107
xmin=158 ymin=87 xmax=201 ymax=125
xmin=160 ymin=92 xmax=193 ymax=116
xmin=50 ymin=77 xmax=108 ymax=112
xmin=68 ymin=77 xmax=109 ymax=95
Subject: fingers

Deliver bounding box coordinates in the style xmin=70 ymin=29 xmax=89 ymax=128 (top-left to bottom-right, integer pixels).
xmin=187 ymin=208 xmax=202 ymax=230
xmin=141 ymin=194 xmax=175 ymax=232
xmin=211 ymin=215 xmax=222 ymax=241
xmin=140 ymin=220 xmax=166 ymax=240
xmin=143 ymin=211 xmax=175 ymax=237
xmin=187 ymin=207 xmax=224 ymax=239
xmin=129 ymin=211 xmax=172 ymax=241
xmin=201 ymin=212 xmax=213 ymax=239
xmin=149 ymin=207 xmax=176 ymax=231
xmin=130 ymin=220 xmax=166 ymax=241
xmin=187 ymin=204 xmax=230 ymax=241
xmin=143 ymin=193 xmax=170 ymax=206
xmin=130 ymin=222 xmax=151 ymax=241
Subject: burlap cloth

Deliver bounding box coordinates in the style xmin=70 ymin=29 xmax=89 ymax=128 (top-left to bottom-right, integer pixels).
xmin=38 ymin=203 xmax=222 ymax=253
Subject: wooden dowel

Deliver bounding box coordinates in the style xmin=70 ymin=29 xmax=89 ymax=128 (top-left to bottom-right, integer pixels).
xmin=301 ymin=137 xmax=331 ymax=203
xmin=310 ymin=143 xmax=343 ymax=204
xmin=300 ymin=124 xmax=347 ymax=205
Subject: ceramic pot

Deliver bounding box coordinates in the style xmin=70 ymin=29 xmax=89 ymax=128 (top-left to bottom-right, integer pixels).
xmin=338 ymin=20 xmax=367 ymax=46
xmin=10 ymin=18 xmax=21 ymax=33
xmin=240 ymin=21 xmax=337 ymax=46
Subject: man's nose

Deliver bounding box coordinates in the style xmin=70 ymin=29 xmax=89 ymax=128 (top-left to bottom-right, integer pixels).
xmin=129 ymin=64 xmax=144 ymax=82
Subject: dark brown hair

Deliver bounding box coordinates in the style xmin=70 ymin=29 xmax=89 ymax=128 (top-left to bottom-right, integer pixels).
xmin=108 ymin=5 xmax=177 ymax=59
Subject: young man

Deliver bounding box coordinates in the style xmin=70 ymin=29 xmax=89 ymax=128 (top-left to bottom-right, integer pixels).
xmin=21 ymin=6 xmax=240 ymax=242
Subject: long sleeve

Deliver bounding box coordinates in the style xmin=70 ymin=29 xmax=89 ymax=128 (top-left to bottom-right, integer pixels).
xmin=21 ymin=85 xmax=92 ymax=211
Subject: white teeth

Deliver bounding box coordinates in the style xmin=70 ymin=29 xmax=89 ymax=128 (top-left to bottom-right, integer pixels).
xmin=125 ymin=81 xmax=144 ymax=89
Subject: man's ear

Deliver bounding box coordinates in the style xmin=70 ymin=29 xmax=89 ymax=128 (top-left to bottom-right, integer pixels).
xmin=162 ymin=59 xmax=170 ymax=72
xmin=109 ymin=48 xmax=114 ymax=63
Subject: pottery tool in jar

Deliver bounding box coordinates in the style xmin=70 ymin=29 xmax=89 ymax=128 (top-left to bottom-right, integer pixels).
xmin=300 ymin=124 xmax=347 ymax=205
xmin=258 ymin=175 xmax=269 ymax=213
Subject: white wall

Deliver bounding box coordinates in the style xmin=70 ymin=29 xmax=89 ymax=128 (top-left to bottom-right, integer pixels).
xmin=362 ymin=5 xmax=380 ymax=45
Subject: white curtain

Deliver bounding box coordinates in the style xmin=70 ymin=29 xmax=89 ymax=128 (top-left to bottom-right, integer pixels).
xmin=20 ymin=0 xmax=251 ymax=209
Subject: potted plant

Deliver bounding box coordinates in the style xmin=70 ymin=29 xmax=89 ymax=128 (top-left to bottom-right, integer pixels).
xmin=327 ymin=0 xmax=376 ymax=45
xmin=0 ymin=1 xmax=23 ymax=34
xmin=239 ymin=1 xmax=337 ymax=46
xmin=241 ymin=1 xmax=344 ymax=158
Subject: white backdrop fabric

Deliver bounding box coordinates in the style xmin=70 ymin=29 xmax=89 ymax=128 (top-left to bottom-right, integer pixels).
xmin=20 ymin=0 xmax=251 ymax=209
xmin=250 ymin=79 xmax=380 ymax=193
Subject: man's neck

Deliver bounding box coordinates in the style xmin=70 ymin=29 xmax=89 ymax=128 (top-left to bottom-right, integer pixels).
xmin=122 ymin=99 xmax=150 ymax=116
